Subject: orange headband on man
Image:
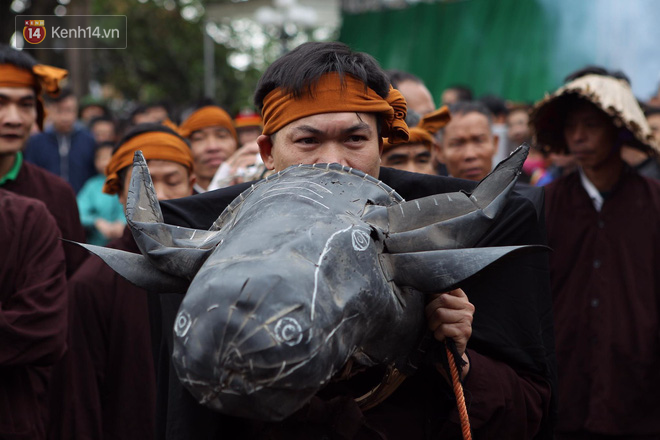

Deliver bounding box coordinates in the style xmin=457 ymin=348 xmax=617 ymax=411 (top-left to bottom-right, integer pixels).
xmin=383 ymin=106 xmax=451 ymax=151
xmin=0 ymin=63 xmax=68 ymax=130
xmin=261 ymin=72 xmax=409 ymax=144
xmin=103 ymin=131 xmax=194 ymax=195
xmin=179 ymin=106 xmax=237 ymax=141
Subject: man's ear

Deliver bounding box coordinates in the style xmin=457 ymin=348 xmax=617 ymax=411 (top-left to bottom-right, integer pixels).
xmin=378 ymin=137 xmax=384 ymax=157
xmin=434 ymin=143 xmax=446 ymax=164
xmin=492 ymin=134 xmax=500 ymax=155
xmin=188 ymin=172 xmax=197 ymax=195
xmin=257 ymin=134 xmax=275 ymax=170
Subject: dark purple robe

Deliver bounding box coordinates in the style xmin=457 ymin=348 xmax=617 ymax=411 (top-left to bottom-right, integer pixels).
xmin=546 ymin=168 xmax=660 ymax=436
xmin=49 ymin=227 xmax=157 ymax=440
xmin=2 ymin=161 xmax=87 ymax=277
xmin=0 ymin=189 xmax=67 ymax=440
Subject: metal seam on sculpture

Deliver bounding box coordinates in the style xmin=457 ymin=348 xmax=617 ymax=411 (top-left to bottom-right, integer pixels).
xmin=311 ymin=225 xmax=353 ymax=320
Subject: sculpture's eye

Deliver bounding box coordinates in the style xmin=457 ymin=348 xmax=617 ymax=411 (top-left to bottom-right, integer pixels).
xmin=274 ymin=317 xmax=304 ymax=346
xmin=351 ymin=229 xmax=370 ymax=251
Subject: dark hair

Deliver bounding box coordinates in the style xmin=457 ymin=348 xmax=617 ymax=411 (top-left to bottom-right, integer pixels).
xmin=192 ymin=97 xmax=219 ymax=110
xmin=253 ymin=42 xmax=391 ymax=112
xmin=129 ymin=104 xmax=148 ymax=122
xmin=447 ymin=101 xmax=493 ymax=125
xmin=89 ymin=115 xmax=116 ymax=129
xmin=45 ymin=87 xmax=74 ymax=104
xmin=0 ymin=44 xmax=37 ymax=71
xmin=386 ymin=69 xmax=423 ymax=89
xmin=564 ymin=65 xmax=631 ymax=85
xmin=95 ymin=140 xmax=115 ymax=152
xmin=479 ymin=94 xmax=508 ymax=117
xmin=405 ymin=109 xmax=421 ymax=127
xmin=80 ymin=102 xmax=110 ymax=118
xmin=644 ymin=105 xmax=660 ymax=117
xmin=445 ymin=85 xmax=473 ymax=102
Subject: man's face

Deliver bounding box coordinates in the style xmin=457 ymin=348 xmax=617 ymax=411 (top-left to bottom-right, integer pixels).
xmin=49 ymin=95 xmax=78 ymax=134
xmin=438 ymin=111 xmax=498 ymax=181
xmin=381 ymin=143 xmax=435 ymax=175
xmin=80 ymin=105 xmax=105 ymax=124
xmin=646 ymin=113 xmax=660 ymax=140
xmin=190 ymin=126 xmax=238 ymax=182
xmin=441 ymin=89 xmax=459 ymax=106
xmin=119 ymin=159 xmax=194 ymax=206
xmin=237 ymin=126 xmax=262 ymax=147
xmin=258 ymin=112 xmax=383 ymax=178
xmin=91 ymin=120 xmax=116 ymax=144
xmin=563 ymin=102 xmax=618 ymax=171
xmin=94 ymin=146 xmax=113 ymax=175
xmin=397 ymin=80 xmax=435 ymax=116
xmin=506 ymin=109 xmax=531 ymax=146
xmin=0 ymin=86 xmax=37 ymax=155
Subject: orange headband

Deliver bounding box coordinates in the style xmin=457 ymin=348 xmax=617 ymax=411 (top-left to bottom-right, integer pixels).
xmin=383 ymin=106 xmax=450 ymax=151
xmin=0 ymin=63 xmax=68 ymax=130
xmin=234 ymin=113 xmax=262 ymax=129
xmin=103 ymin=131 xmax=194 ymax=195
xmin=261 ymin=72 xmax=409 ymax=144
xmin=179 ymin=106 xmax=237 ymax=141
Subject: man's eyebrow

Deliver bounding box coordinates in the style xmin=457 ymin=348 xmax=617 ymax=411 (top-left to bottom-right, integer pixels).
xmin=0 ymin=93 xmax=35 ymax=101
xmin=384 ymin=153 xmax=408 ymax=161
xmin=292 ymin=122 xmax=372 ymax=135
xmin=292 ymin=125 xmax=323 ymax=135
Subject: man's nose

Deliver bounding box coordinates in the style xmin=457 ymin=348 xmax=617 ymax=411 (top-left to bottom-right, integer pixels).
xmin=463 ymin=143 xmax=478 ymax=160
xmin=2 ymin=103 xmax=23 ymax=126
xmin=317 ymin=143 xmax=349 ymax=166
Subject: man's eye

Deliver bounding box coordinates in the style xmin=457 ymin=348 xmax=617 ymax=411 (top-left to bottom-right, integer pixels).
xmin=347 ymin=135 xmax=365 ymax=142
xmin=297 ymin=137 xmax=317 ymax=144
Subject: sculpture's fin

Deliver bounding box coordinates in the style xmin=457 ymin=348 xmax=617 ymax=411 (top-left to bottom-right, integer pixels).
xmin=65 ymin=241 xmax=189 ymax=293
xmin=381 ymin=244 xmax=545 ymax=293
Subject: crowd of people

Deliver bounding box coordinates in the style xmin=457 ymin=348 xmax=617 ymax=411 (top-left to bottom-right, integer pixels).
xmin=1 ymin=38 xmax=660 ymax=440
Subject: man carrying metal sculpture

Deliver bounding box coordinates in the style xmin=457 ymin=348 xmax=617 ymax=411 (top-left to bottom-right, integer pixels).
xmin=129 ymin=42 xmax=557 ymax=439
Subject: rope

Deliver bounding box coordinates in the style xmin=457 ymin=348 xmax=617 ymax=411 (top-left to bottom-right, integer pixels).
xmin=445 ymin=344 xmax=472 ymax=440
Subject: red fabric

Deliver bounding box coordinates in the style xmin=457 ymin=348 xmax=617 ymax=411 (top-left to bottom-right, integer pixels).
xmin=0 ymin=189 xmax=67 ymax=440
xmin=2 ymin=161 xmax=87 ymax=277
xmin=545 ymin=168 xmax=660 ymax=436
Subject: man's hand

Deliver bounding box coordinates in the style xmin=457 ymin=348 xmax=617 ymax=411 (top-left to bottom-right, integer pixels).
xmin=425 ymin=288 xmax=475 ymax=380
xmin=95 ymin=219 xmax=125 ymax=240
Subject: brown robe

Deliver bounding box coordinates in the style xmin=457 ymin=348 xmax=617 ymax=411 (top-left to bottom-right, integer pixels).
xmin=2 ymin=160 xmax=87 ymax=277
xmin=0 ymin=189 xmax=67 ymax=440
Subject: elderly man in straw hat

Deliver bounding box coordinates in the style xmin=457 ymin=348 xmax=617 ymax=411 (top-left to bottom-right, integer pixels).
xmin=531 ymin=67 xmax=660 ymax=439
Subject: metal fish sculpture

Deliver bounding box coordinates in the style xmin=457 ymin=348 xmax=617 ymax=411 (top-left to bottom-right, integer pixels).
xmin=77 ymin=145 xmax=539 ymax=421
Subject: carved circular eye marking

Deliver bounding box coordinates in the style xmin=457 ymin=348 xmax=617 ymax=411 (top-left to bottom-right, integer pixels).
xmin=352 ymin=229 xmax=370 ymax=251
xmin=274 ymin=317 xmax=303 ymax=346
xmin=175 ymin=311 xmax=192 ymax=337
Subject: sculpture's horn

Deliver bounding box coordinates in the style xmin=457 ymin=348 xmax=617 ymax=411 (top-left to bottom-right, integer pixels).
xmin=126 ymin=151 xmax=223 ymax=279
xmin=366 ymin=144 xmax=529 ymax=254
xmin=63 ymin=241 xmax=189 ymax=293
xmin=381 ymin=244 xmax=546 ymax=293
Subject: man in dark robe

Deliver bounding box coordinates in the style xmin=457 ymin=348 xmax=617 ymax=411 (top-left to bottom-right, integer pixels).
xmin=0 ymin=44 xmax=86 ymax=277
xmin=50 ymin=124 xmax=196 ymax=440
xmin=151 ymin=42 xmax=556 ymax=439
xmin=0 ymin=189 xmax=67 ymax=440
xmin=532 ymin=68 xmax=660 ymax=438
